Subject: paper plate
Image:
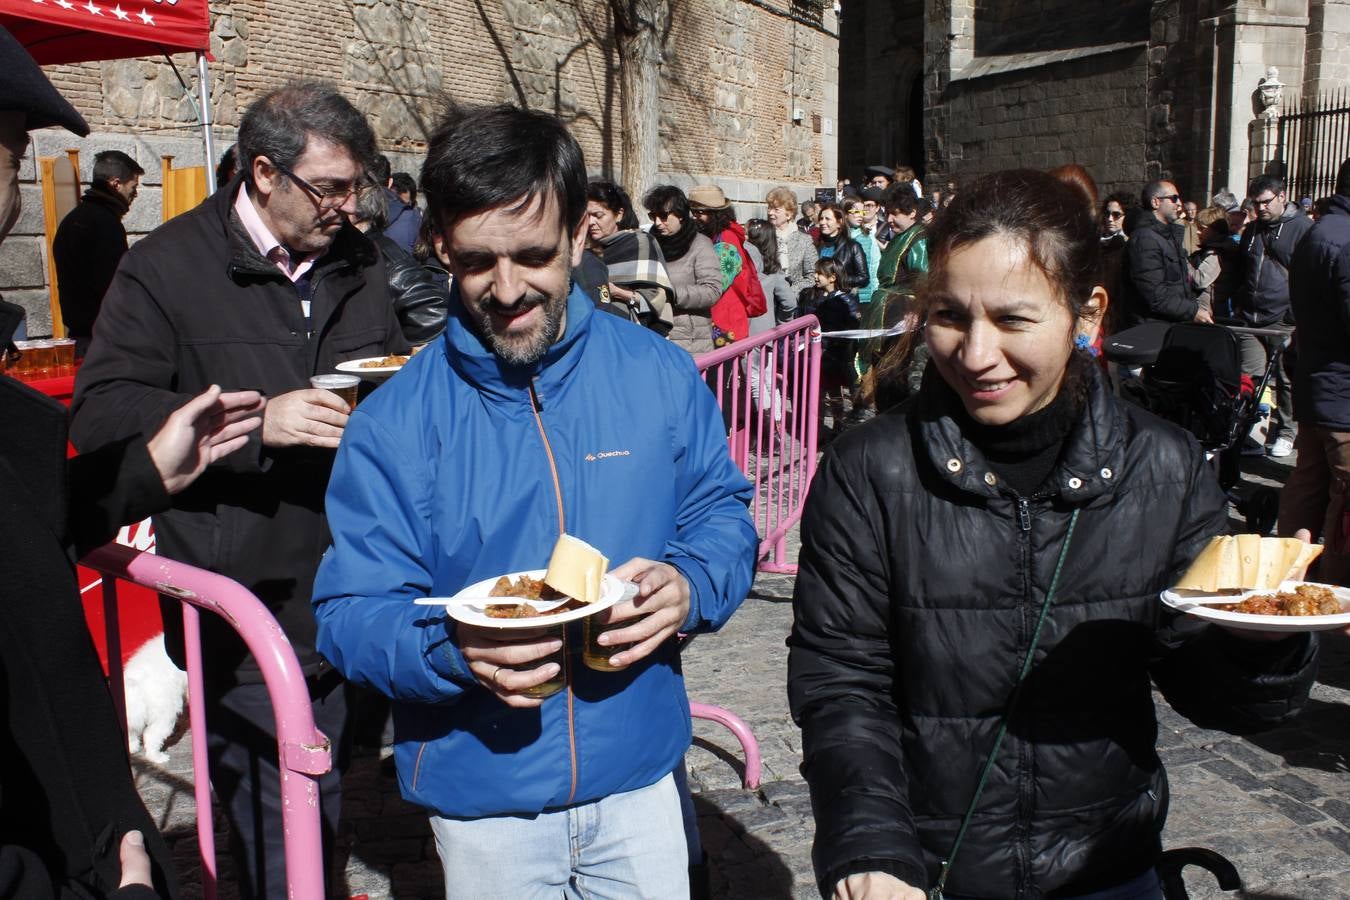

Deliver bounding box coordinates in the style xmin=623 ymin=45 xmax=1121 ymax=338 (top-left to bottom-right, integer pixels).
xmin=414 ymin=569 xmax=631 ymax=629
xmin=1160 ymin=581 xmax=1350 ymax=632
xmin=335 ymin=356 xmax=407 ymax=378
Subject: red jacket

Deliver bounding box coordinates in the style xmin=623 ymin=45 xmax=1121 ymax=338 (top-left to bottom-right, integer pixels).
xmin=710 ymin=221 xmax=767 ymax=346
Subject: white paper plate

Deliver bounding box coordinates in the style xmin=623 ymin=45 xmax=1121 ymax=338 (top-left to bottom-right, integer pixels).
xmin=335 ymin=356 xmax=407 ymax=378
xmin=1160 ymin=581 xmax=1350 ymax=632
xmin=415 ymin=569 xmax=631 ymax=629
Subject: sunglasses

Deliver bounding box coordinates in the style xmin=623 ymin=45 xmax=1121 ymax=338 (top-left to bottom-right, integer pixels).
xmin=1107 ymin=210 xmax=1125 ymax=219
xmin=1159 ymin=194 xmax=1181 ymax=204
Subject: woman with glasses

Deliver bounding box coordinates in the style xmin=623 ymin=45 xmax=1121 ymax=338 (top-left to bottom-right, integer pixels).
xmin=844 ymin=200 xmax=877 ymax=305
xmin=1100 ymin=192 xmax=1132 ymax=335
xmin=643 ymin=185 xmax=723 ymax=355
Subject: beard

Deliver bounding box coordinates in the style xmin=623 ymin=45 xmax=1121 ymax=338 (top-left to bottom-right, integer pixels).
xmin=470 ymin=285 xmax=568 ymax=366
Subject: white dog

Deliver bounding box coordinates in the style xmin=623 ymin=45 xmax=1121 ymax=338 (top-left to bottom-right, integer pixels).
xmin=122 ymin=634 xmax=188 ymax=764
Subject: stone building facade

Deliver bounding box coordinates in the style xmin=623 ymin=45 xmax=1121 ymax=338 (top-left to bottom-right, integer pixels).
xmin=6 ymin=0 xmax=840 ymax=337
xmin=838 ymin=1 xmax=1350 ymax=208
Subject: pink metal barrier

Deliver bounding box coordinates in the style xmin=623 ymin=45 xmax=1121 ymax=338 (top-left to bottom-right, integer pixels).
xmin=686 ymin=318 xmax=820 ymax=791
xmin=81 ymin=543 xmax=332 ymax=900
xmin=696 ymin=316 xmax=822 ymax=574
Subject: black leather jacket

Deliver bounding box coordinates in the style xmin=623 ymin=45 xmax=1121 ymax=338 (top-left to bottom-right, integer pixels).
xmin=788 ymin=363 xmax=1317 ymax=898
xmin=375 ymin=233 xmax=449 ymax=344
xmin=821 ymin=233 xmax=869 ymax=292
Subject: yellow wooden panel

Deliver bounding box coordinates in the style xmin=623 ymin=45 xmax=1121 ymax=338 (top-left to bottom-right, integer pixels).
xmin=162 ymin=155 xmax=207 ymax=222
xmin=41 ymin=151 xmax=81 ymax=338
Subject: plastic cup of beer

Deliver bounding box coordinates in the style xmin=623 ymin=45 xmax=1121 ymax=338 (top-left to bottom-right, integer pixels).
xmin=583 ymin=613 xmax=644 ymax=672
xmin=28 ymin=340 xmax=55 ymax=380
xmin=309 ymin=374 xmax=360 ymax=409
xmin=52 ymin=339 xmax=76 ymax=377
xmin=518 ymin=623 xmax=567 ymax=699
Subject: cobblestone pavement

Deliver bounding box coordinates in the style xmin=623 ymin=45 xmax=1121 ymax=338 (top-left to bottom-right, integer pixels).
xmin=135 ymin=453 xmax=1350 ymax=899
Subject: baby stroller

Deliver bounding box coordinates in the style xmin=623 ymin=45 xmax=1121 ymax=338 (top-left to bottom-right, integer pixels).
xmin=1104 ymin=321 xmax=1285 ymax=535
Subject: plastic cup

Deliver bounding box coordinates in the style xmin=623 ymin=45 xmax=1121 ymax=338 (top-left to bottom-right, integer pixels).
xmin=28 ymin=340 xmax=55 ymax=380
xmin=52 ymin=339 xmax=76 ymax=377
xmin=310 ymin=374 xmax=360 ymax=408
xmin=582 ymin=613 xmax=645 ymax=672
xmin=517 ymin=623 xmax=567 ymax=699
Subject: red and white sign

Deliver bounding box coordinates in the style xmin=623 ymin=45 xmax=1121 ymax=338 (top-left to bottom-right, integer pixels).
xmin=0 ymin=0 xmax=209 ymax=65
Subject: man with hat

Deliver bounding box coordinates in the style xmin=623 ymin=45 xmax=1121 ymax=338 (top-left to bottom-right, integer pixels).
xmin=1 ymin=23 xmax=265 ymax=898
xmin=864 ymin=164 xmax=894 ymax=190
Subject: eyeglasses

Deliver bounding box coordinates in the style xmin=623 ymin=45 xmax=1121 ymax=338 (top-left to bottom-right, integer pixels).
xmin=1252 ymin=195 xmax=1280 ymax=208
xmin=273 ymin=162 xmax=358 ymax=209
xmin=846 ymin=208 xmax=865 ymax=216
xmin=1106 ymin=210 xmax=1125 ymax=219
xmin=1159 ymin=194 xmax=1181 ymax=204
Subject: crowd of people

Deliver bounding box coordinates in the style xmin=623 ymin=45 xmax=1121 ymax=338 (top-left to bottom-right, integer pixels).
xmin=3 ymin=18 xmax=1349 ymax=900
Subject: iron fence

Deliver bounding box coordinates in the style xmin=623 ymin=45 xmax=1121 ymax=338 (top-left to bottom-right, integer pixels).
xmin=1250 ymin=89 xmax=1350 ymax=201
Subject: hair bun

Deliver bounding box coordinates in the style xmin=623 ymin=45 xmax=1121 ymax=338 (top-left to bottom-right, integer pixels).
xmin=1047 ymin=164 xmax=1099 ymax=215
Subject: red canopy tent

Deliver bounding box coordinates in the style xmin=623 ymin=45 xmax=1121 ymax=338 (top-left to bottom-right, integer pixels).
xmin=0 ymin=0 xmax=219 ymax=189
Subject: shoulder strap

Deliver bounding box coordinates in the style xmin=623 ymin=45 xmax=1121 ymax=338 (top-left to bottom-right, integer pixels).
xmin=930 ymin=508 xmax=1081 ymax=899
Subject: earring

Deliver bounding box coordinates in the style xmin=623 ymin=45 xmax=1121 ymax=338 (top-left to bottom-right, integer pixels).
xmin=1074 ymin=333 xmax=1100 ymax=357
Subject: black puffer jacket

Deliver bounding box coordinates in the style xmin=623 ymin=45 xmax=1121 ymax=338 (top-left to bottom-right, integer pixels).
xmin=788 ymin=364 xmax=1318 ymax=898
xmin=819 ymin=232 xmax=869 ymax=293
xmin=1123 ymin=216 xmax=1196 ymax=326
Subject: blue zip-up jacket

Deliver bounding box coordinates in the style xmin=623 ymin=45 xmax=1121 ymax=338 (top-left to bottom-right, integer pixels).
xmin=312 ymin=282 xmax=758 ymax=818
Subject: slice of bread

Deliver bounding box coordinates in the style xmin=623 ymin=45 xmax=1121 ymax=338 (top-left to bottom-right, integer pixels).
xmin=544 ymin=534 xmax=609 ymax=605
xmin=1175 ymin=535 xmax=1324 ymax=591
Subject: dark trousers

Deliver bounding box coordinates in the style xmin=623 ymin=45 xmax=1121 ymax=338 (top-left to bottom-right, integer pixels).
xmin=1237 ymin=323 xmax=1295 ymax=442
xmin=1278 ymin=424 xmax=1350 ymax=585
xmin=204 ymin=675 xmax=350 ymax=900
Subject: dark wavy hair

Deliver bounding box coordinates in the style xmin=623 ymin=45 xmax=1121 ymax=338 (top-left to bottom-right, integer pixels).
xmin=421 ymin=103 xmax=587 ymax=233
xmin=588 ymin=179 xmax=638 ymax=230
xmin=744 ymin=219 xmax=781 ymax=275
xmin=874 ymin=168 xmax=1103 ymax=398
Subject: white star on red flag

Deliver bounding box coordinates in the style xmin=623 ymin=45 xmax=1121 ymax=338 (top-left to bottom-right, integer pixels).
xmin=136 ymin=7 xmax=153 ymax=24
xmin=84 ymin=1 xmax=103 ymax=15
xmin=54 ymin=0 xmax=75 ymax=9
xmin=29 ymin=0 xmax=47 ymax=6
xmin=110 ymin=3 xmax=129 ymax=18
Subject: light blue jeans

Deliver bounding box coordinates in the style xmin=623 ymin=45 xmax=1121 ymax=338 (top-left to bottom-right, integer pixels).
xmin=428 ymin=772 xmax=689 ymax=899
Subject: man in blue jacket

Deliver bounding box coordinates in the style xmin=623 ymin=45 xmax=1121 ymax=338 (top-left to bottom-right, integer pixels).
xmin=1279 ymin=157 xmax=1350 ymax=585
xmin=311 ymin=104 xmax=758 ymax=897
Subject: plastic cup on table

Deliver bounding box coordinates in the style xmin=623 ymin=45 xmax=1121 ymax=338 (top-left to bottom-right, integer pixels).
xmin=52 ymin=339 xmax=76 ymax=377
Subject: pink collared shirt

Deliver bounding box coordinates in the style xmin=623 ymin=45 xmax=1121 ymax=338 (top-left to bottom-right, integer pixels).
xmin=233 ymin=183 xmax=319 ymax=283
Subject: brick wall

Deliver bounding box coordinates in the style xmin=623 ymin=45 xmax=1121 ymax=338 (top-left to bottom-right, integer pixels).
xmin=7 ymin=0 xmax=838 ymax=336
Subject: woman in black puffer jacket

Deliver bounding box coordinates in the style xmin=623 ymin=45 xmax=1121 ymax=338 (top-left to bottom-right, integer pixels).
xmin=787 ymin=169 xmax=1319 ymax=900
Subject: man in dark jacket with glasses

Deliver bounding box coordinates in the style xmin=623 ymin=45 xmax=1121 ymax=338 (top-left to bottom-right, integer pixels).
xmin=71 ymin=81 xmax=407 ymax=899
xmin=1124 ymin=179 xmax=1210 ymax=328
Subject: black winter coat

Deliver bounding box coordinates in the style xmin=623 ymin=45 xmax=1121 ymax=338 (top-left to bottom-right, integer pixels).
xmin=0 ymin=375 xmax=176 ymax=899
xmin=1236 ymin=204 xmax=1312 ymax=326
xmin=70 ymin=178 xmax=408 ymax=686
xmin=1289 ymin=194 xmax=1350 ymax=429
xmin=788 ymin=364 xmax=1318 ymax=898
xmin=820 ymin=233 xmax=869 ymax=293
xmin=1123 ymin=216 xmax=1196 ymax=326
xmin=52 ymin=185 xmax=130 ymax=340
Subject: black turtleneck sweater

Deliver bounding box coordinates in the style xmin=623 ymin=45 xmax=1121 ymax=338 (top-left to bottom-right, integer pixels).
xmin=955 ymin=374 xmax=1084 ymax=497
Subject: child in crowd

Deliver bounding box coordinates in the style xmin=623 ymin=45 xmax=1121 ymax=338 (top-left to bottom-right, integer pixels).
xmin=798 ymin=257 xmax=862 ymax=427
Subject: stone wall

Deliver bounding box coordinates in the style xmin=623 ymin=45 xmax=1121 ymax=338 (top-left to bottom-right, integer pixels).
xmin=8 ymin=0 xmax=838 ymax=336
xmin=836 ymin=0 xmax=923 ymax=182
xmin=1304 ymin=0 xmax=1350 ymax=96
xmin=927 ymin=47 xmax=1149 ymax=198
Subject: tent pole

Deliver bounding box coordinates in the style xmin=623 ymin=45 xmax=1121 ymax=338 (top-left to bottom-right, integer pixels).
xmin=197 ymin=52 xmax=217 ymax=193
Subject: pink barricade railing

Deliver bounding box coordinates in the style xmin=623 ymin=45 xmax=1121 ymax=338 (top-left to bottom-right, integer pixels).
xmin=684 ymin=317 xmax=820 ymax=792
xmin=696 ymin=316 xmax=822 ymax=575
xmin=81 ymin=543 xmax=332 ymax=900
